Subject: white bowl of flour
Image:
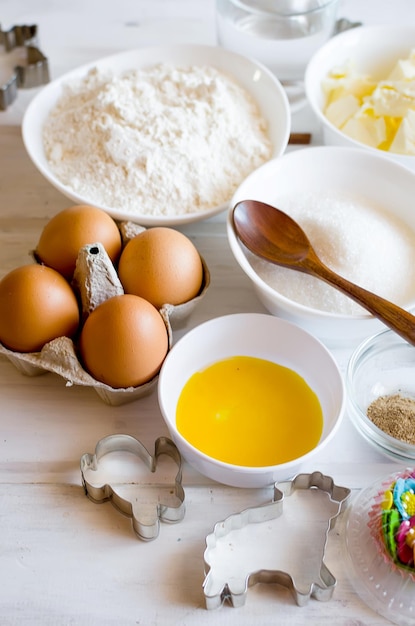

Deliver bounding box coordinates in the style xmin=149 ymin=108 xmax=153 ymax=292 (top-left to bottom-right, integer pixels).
xmin=227 ymin=146 xmax=415 ymax=348
xmin=22 ymin=44 xmax=290 ymax=226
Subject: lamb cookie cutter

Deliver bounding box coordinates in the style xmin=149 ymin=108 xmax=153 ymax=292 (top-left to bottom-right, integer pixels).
xmin=80 ymin=434 xmax=186 ymax=541
xmin=203 ymin=471 xmax=351 ymax=609
xmin=0 ymin=24 xmax=49 ymax=110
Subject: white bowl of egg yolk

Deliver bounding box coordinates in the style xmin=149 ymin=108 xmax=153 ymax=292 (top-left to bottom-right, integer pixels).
xmin=305 ymin=25 xmax=415 ymax=170
xmin=157 ymin=313 xmax=345 ymax=488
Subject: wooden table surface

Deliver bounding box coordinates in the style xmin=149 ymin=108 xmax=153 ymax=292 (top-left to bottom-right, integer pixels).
xmin=1 ymin=1 xmax=415 ymax=624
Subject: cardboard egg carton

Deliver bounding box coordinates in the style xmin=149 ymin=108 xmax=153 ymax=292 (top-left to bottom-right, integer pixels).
xmin=0 ymin=221 xmax=210 ymax=405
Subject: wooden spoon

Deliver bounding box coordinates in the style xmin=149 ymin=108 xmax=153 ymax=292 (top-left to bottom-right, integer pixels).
xmin=232 ymin=199 xmax=415 ymax=346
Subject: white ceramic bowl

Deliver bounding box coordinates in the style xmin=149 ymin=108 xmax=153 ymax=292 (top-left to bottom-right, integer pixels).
xmin=227 ymin=146 xmax=415 ymax=347
xmin=22 ymin=44 xmax=290 ymax=226
xmin=157 ymin=313 xmax=345 ymax=488
xmin=305 ymin=25 xmax=415 ymax=171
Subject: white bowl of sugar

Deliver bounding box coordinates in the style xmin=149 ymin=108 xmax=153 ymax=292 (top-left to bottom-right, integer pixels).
xmin=227 ymin=146 xmax=415 ymax=348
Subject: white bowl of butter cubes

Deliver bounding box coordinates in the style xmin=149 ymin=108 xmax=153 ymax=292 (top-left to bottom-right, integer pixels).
xmin=305 ymin=25 xmax=415 ymax=169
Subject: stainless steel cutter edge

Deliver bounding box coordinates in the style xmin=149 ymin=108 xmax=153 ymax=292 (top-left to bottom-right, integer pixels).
xmin=0 ymin=24 xmax=50 ymax=110
xmin=203 ymin=471 xmax=351 ymax=609
xmin=80 ymin=434 xmax=186 ymax=541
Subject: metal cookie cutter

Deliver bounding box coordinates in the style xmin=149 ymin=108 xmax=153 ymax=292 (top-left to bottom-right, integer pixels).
xmin=0 ymin=24 xmax=50 ymax=110
xmin=203 ymin=471 xmax=351 ymax=609
xmin=80 ymin=434 xmax=186 ymax=541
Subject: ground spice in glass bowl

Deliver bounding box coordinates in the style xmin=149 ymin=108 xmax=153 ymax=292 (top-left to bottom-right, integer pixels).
xmin=367 ymin=394 xmax=415 ymax=445
xmin=346 ymin=329 xmax=415 ymax=462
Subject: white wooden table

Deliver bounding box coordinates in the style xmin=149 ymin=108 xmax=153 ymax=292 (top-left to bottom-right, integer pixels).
xmin=1 ymin=1 xmax=414 ymax=624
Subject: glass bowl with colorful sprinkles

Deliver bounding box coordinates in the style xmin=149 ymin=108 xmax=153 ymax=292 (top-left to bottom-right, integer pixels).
xmin=345 ymin=468 xmax=415 ymax=625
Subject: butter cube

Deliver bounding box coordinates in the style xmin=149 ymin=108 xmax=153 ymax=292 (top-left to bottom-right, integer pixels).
xmin=392 ymin=79 xmax=415 ymax=99
xmin=389 ymin=108 xmax=415 ymax=155
xmin=325 ymin=93 xmax=360 ymax=128
xmin=323 ymin=66 xmax=375 ymax=100
xmin=370 ymin=82 xmax=415 ymax=117
xmin=342 ymin=112 xmax=387 ymax=148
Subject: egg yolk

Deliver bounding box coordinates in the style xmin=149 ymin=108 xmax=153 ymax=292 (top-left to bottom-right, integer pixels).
xmin=176 ymin=356 xmax=323 ymax=467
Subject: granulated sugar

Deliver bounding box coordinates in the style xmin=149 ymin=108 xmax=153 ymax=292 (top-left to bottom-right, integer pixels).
xmin=43 ymin=64 xmax=272 ymax=217
xmin=245 ymin=191 xmax=415 ymax=315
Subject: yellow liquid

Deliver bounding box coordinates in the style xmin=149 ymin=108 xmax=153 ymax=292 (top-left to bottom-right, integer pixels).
xmin=176 ymin=356 xmax=323 ymax=467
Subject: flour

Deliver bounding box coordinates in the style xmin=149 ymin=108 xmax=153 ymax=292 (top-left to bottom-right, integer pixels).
xmin=43 ymin=64 xmax=272 ymax=216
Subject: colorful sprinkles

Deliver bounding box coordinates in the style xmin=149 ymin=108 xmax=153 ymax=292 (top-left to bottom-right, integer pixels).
xmin=380 ymin=471 xmax=415 ymax=571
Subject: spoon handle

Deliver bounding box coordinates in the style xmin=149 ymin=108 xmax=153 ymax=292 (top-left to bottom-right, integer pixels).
xmin=307 ymin=258 xmax=415 ymax=345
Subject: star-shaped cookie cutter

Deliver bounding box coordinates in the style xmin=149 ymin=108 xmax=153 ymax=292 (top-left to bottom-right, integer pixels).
xmin=203 ymin=471 xmax=351 ymax=609
xmin=80 ymin=434 xmax=186 ymax=541
xmin=0 ymin=24 xmax=49 ymax=110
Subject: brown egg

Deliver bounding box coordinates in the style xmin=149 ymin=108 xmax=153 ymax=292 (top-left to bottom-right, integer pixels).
xmin=118 ymin=227 xmax=203 ymax=309
xmin=0 ymin=264 xmax=80 ymax=353
xmin=36 ymin=204 xmax=122 ymax=279
xmin=79 ymin=294 xmax=169 ymax=388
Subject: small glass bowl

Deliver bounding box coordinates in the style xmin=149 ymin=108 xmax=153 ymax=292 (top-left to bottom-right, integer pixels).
xmin=346 ymin=329 xmax=415 ymax=462
xmin=216 ymin=0 xmax=340 ymax=81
